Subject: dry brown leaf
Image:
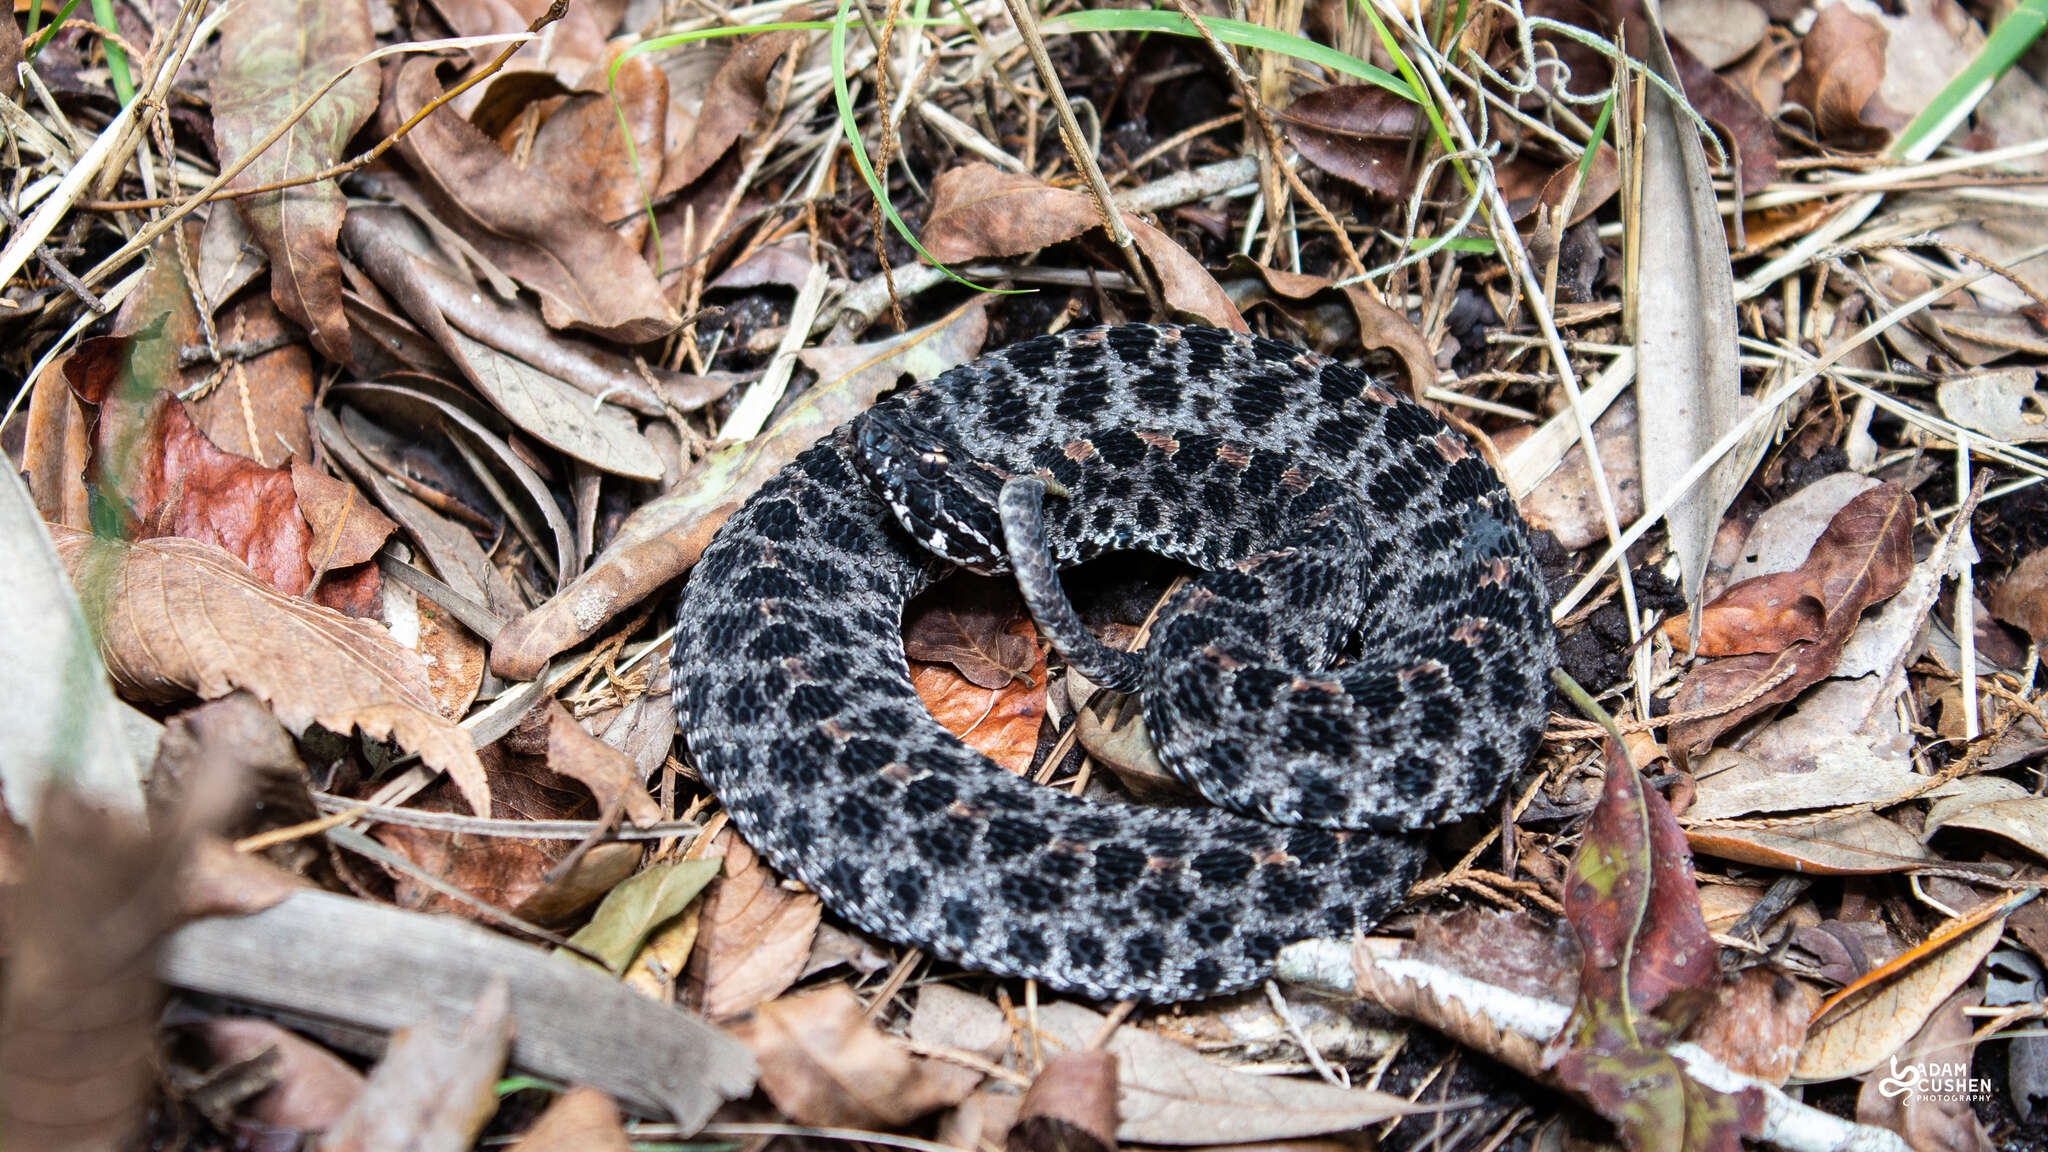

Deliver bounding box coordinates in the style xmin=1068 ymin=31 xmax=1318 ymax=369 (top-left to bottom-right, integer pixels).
xmin=415 ymin=597 xmax=487 ymax=718
xmin=939 ymin=1087 xmax=1026 ymax=1151
xmin=1989 ymin=548 xmax=2048 ymax=646
xmin=1686 ymin=812 xmax=1935 ymax=874
xmin=1925 ymin=776 xmax=2048 ymax=862
xmin=19 ymin=358 xmax=92 ymax=528
xmin=341 ymin=207 xmax=697 ymax=419
xmin=180 ymin=836 xmax=315 ymax=919
xmin=52 ymin=529 xmax=491 ymax=816
xmin=910 ymin=611 xmax=1046 ymax=774
xmin=1500 ymin=391 xmax=1644 ymax=550
xmin=379 ymin=57 xmax=679 ymax=344
xmin=291 ymin=461 xmax=398 ymax=573
xmin=689 ymin=833 xmax=823 ymax=1020
xmin=1787 ymin=3 xmax=1900 ymax=152
xmin=509 ymin=1086 xmax=634 ymax=1152
xmin=922 ymin=164 xmax=1244 ymax=330
xmin=904 ymin=575 xmax=1039 ymax=690
xmin=1009 ymin=1051 xmax=1118 ymax=1152
xmin=659 ymin=23 xmax=808 ymax=196
xmin=730 ymin=984 xmax=979 ymax=1128
xmin=0 ymin=15 xmax=18 ymax=101
xmin=1410 ymin=908 xmax=1581 ymax=1006
xmin=531 ymin=50 xmax=667 ymax=243
xmin=148 ymin=692 xmax=315 ymax=866
xmin=906 ymin=983 xmax=1012 ymax=1062
xmin=1794 ymin=914 xmax=2006 ymax=1081
xmin=188 ymin=296 xmax=318 ymax=467
xmin=1854 ymin=988 xmax=1992 ymax=1152
xmin=1681 ymin=573 xmax=1829 ymax=657
xmin=1030 ymin=1001 xmax=1419 ymax=1143
xmin=210 ymin=0 xmax=379 ymax=366
xmin=513 ymin=843 xmax=644 ymax=928
xmin=1680 ymin=966 xmax=1820 ymax=1086
xmin=195 ymin=1017 xmax=365 ymax=1133
xmin=321 ymin=978 xmax=513 ymax=1152
xmin=0 ymin=786 xmax=180 ymax=1151
xmin=1668 ymin=482 xmax=1915 ymax=757
xmin=543 ymin=701 xmax=661 ymax=827
xmin=1663 ymin=0 xmax=1769 ymax=68
xmin=1281 ymin=85 xmax=1420 ymax=199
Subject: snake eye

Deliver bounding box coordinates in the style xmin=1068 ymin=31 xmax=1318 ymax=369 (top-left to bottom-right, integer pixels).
xmin=916 ymin=452 xmax=947 ymax=479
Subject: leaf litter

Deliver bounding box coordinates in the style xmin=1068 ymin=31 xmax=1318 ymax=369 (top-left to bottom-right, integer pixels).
xmin=5 ymin=0 xmax=2048 ymax=1147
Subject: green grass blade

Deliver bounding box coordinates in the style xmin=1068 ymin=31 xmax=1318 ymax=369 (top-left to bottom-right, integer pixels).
xmin=1350 ymin=0 xmax=1471 ymax=193
xmin=829 ymin=0 xmax=1013 ymax=293
xmin=1891 ymin=0 xmax=2048 ymax=161
xmin=1045 ymin=8 xmax=1414 ymax=101
xmin=88 ymin=0 xmax=134 ymax=105
xmin=25 ymin=0 xmax=86 ymax=60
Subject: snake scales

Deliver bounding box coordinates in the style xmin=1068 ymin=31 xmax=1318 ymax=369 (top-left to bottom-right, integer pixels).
xmin=671 ymin=324 xmax=1556 ymax=1001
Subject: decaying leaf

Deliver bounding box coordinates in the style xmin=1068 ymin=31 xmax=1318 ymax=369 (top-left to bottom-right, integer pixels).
xmin=1546 ymin=737 xmax=1763 ymax=1152
xmin=565 ymin=856 xmax=723 ymax=975
xmin=1009 ymin=1051 xmax=1118 ymax=1152
xmin=211 ymin=0 xmax=380 ymax=366
xmin=1281 ymin=85 xmax=1421 ymax=199
xmin=290 ymin=461 xmax=398 ymax=574
xmin=508 ymin=1086 xmax=635 ymax=1152
xmin=1027 ymin=1000 xmax=1419 ymax=1143
xmin=1989 ymin=548 xmax=2048 ymax=646
xmin=530 ymin=51 xmax=668 ymax=241
xmin=907 ymin=578 xmax=1047 ymax=773
xmin=52 ymin=529 xmax=491 ymax=816
xmin=540 ymin=701 xmax=662 ymax=827
xmin=689 ymin=834 xmax=823 ymax=1020
xmin=1795 ymin=908 xmax=2009 ymax=1081
xmin=1668 ymin=482 xmax=1915 ymax=757
xmin=0 ymin=787 xmax=182 ymax=1151
xmin=730 ymin=984 xmax=980 ymax=1129
xmin=1786 ymin=4 xmax=1900 ymax=152
xmin=192 ymin=1017 xmax=366 ymax=1133
xmin=1937 ymin=368 xmax=2048 ymax=442
xmin=1687 ymin=811 xmax=1935 ymax=873
xmin=660 ymin=23 xmax=809 ymax=196
xmin=1679 ymin=966 xmax=1818 ymax=1086
xmin=921 ymin=164 xmax=1244 ymax=330
xmin=380 ymin=57 xmax=679 ymax=343
xmin=1854 ymin=989 xmax=1992 ymax=1152
xmin=904 ymin=575 xmax=1040 ymax=690
xmin=1925 ymin=775 xmax=2048 ymax=862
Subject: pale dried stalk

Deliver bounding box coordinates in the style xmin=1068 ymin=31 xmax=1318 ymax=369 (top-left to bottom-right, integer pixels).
xmin=996 ymin=0 xmax=1164 ymax=315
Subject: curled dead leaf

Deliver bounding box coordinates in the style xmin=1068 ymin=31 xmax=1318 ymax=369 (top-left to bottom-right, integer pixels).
xmin=730 ymin=984 xmax=979 ymax=1128
xmin=52 ymin=529 xmax=491 ymax=816
xmin=688 ymin=833 xmax=823 ymax=1020
xmin=1668 ymin=482 xmax=1915 ymax=758
xmin=1787 ymin=4 xmax=1901 ymax=152
xmin=1281 ymin=85 xmax=1420 ymax=199
xmin=922 ymin=164 xmax=1244 ymax=330
xmin=1009 ymin=1051 xmax=1118 ymax=1152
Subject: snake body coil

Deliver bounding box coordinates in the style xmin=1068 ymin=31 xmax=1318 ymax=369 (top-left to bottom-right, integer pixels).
xmin=672 ymin=324 xmax=1554 ymax=1001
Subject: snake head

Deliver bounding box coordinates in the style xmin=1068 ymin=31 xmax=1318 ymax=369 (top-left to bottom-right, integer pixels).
xmin=853 ymin=406 xmax=1011 ymax=572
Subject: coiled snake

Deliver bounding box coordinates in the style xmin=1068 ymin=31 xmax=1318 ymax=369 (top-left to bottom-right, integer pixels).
xmin=671 ymin=324 xmax=1555 ymax=1001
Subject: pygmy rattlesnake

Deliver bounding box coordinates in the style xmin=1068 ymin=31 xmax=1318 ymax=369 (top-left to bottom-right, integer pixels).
xmin=671 ymin=323 xmax=1555 ymax=1001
